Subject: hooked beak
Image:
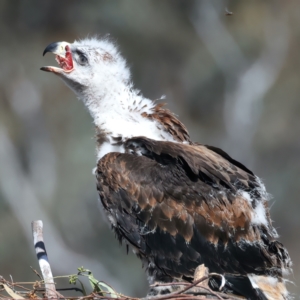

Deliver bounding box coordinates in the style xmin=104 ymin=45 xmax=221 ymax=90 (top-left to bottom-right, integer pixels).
xmin=41 ymin=41 xmax=74 ymax=74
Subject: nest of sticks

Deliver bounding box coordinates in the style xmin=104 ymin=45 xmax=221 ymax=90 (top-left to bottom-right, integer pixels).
xmin=0 ymin=221 xmax=244 ymax=300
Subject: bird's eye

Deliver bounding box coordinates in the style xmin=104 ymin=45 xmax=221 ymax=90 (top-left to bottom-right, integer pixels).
xmin=78 ymin=54 xmax=88 ymax=65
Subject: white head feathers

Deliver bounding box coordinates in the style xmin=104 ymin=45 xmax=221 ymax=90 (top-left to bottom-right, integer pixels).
xmin=68 ymin=37 xmax=131 ymax=96
xmin=41 ymin=36 xmax=175 ymax=155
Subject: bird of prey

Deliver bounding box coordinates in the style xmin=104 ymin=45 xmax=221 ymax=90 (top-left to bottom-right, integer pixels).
xmin=41 ymin=37 xmax=291 ymax=300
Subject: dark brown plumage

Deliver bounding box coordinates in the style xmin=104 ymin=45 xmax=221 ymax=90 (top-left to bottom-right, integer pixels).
xmin=96 ymin=135 xmax=291 ymax=299
xmin=141 ymin=103 xmax=190 ymax=143
xmin=41 ymin=37 xmax=291 ymax=299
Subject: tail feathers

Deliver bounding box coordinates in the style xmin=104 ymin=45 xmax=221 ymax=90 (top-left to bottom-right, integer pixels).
xmin=209 ymin=274 xmax=267 ymax=299
xmin=209 ymin=274 xmax=288 ymax=300
xmin=248 ymin=275 xmax=289 ymax=300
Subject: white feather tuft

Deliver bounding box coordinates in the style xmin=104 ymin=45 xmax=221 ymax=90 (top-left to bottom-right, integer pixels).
xmin=240 ymin=189 xmax=269 ymax=226
xmin=251 ymin=201 xmax=268 ymax=226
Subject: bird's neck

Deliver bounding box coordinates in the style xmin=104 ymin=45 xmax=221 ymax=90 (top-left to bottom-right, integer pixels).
xmin=80 ymin=82 xmax=181 ymax=159
xmin=82 ymin=82 xmax=155 ymax=130
xmin=79 ymin=79 xmax=190 ymax=160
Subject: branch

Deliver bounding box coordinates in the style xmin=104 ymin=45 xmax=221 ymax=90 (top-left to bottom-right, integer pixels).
xmin=31 ymin=220 xmax=58 ymax=299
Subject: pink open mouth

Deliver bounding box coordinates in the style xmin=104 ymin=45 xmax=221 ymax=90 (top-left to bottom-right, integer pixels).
xmin=55 ymin=45 xmax=74 ymax=72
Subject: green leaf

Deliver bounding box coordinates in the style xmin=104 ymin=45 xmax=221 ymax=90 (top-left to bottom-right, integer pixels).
xmin=77 ymin=266 xmax=86 ymax=273
xmin=69 ymin=274 xmax=78 ymax=285
xmin=76 ymin=267 xmax=117 ymax=298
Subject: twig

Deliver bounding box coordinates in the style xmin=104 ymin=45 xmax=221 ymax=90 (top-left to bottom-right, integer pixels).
xmin=150 ymin=277 xmax=212 ymax=300
xmin=150 ymin=275 xmax=236 ymax=300
xmin=150 ymin=282 xmax=190 ymax=287
xmin=31 ymin=220 xmax=58 ymax=299
xmin=31 ymin=266 xmax=43 ymax=280
xmin=175 ymin=276 xmax=209 ymax=295
xmin=10 ymin=283 xmax=31 ymax=292
xmin=150 ymin=294 xmax=210 ymax=300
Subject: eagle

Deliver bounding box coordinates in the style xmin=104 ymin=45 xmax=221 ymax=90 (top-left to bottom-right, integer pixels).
xmin=41 ymin=37 xmax=291 ymax=300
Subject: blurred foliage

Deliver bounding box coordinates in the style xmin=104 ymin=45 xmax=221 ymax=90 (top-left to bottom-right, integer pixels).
xmin=0 ymin=0 xmax=299 ymax=298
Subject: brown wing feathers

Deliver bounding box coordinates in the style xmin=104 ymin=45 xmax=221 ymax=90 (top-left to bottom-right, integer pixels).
xmin=42 ymin=37 xmax=291 ymax=298
xmin=125 ymin=137 xmax=259 ymax=193
xmin=96 ymin=136 xmax=290 ymax=289
xmin=142 ymin=103 xmax=191 ymax=143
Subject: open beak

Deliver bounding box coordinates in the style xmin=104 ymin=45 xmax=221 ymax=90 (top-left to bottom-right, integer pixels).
xmin=41 ymin=41 xmax=74 ymax=74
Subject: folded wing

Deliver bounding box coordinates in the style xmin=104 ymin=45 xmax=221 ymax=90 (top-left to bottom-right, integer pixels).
xmin=96 ymin=136 xmax=291 ymax=287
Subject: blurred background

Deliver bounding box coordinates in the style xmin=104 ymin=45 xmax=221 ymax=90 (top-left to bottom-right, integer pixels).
xmin=0 ymin=0 xmax=299 ymax=297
